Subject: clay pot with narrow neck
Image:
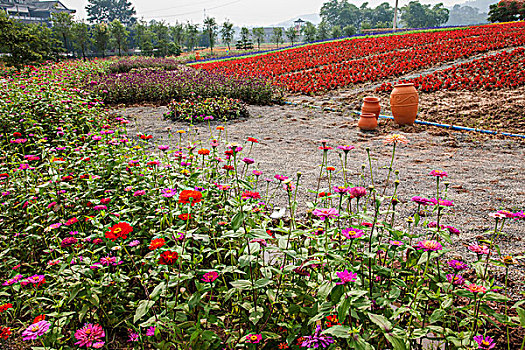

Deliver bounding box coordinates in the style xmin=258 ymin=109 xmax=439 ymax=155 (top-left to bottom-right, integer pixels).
xmin=361 ymin=96 xmax=381 ymax=120
xmin=358 ymin=113 xmax=378 ymax=131
xmin=390 ymin=83 xmax=419 ymax=125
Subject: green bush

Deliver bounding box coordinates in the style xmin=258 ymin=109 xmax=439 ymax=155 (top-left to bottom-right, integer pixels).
xmin=164 ymin=95 xmax=249 ymax=122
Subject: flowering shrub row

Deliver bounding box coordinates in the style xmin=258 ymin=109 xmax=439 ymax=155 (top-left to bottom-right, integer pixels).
xmin=164 ymin=95 xmax=249 ymax=122
xmin=106 ymin=57 xmax=182 ymax=73
xmin=86 ymin=66 xmax=280 ymax=105
xmin=193 ymin=22 xmax=525 ymax=95
xmin=375 ymin=47 xmax=525 ymax=93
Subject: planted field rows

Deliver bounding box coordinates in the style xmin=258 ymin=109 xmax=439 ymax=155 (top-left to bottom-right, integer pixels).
xmin=194 ymin=22 xmax=525 ymax=95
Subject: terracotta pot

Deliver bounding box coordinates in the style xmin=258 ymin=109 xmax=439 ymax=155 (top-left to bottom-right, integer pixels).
xmin=361 ymin=96 xmax=381 ymax=120
xmin=358 ymin=113 xmax=378 ymax=130
xmin=390 ymin=83 xmax=419 ymax=125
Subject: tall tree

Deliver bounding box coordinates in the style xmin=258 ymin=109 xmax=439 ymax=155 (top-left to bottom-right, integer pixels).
xmin=185 ymin=22 xmax=199 ymax=51
xmin=151 ymin=21 xmax=170 ymax=56
xmin=316 ymin=21 xmax=330 ymax=41
xmin=203 ymin=16 xmax=218 ymax=53
xmin=72 ymin=20 xmax=91 ymax=60
xmin=330 ymin=25 xmax=342 ymax=38
xmin=1 ymin=11 xmax=58 ymax=67
xmin=110 ymin=19 xmax=128 ymax=56
xmin=134 ymin=20 xmax=153 ymax=55
xmin=170 ymin=22 xmax=185 ymax=48
xmin=285 ymin=26 xmax=298 ymax=45
xmin=239 ymin=27 xmax=251 ymax=49
xmin=271 ymin=27 xmax=283 ymax=48
xmin=400 ymin=1 xmax=449 ymax=28
xmin=301 ymin=21 xmax=317 ymax=42
xmin=51 ymin=12 xmax=74 ymax=54
xmin=220 ymin=20 xmax=234 ymax=50
xmin=252 ymin=27 xmax=265 ymax=49
xmin=92 ymin=23 xmax=110 ymax=57
xmin=86 ymin=0 xmax=136 ymax=25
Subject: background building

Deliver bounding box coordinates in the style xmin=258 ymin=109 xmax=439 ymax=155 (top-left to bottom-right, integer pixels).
xmin=0 ymin=0 xmax=75 ymax=24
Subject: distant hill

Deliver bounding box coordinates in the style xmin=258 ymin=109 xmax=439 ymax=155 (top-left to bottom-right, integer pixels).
xmin=270 ymin=13 xmax=321 ymax=28
xmin=457 ymin=0 xmax=498 ymax=12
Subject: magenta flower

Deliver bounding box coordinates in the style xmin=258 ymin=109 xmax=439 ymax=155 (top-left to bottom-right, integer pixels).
xmin=204 ymin=116 xmax=214 ymax=120
xmin=336 ymin=269 xmax=358 ymax=284
xmin=21 ymin=274 xmax=45 ymax=286
xmin=246 ymin=333 xmax=262 ymax=343
xmin=337 ymin=145 xmax=355 ymax=152
xmin=429 ymin=170 xmax=448 ymax=178
xmin=445 ymin=225 xmax=460 ymax=235
xmin=301 ymin=325 xmax=335 ymax=348
xmin=446 ymin=274 xmax=465 ymax=285
xmin=389 ymin=240 xmax=404 ymax=246
xmin=274 ymin=174 xmax=288 ymax=181
xmin=333 ymin=186 xmax=350 ymax=194
xmin=252 ymin=170 xmax=262 ymax=176
xmin=100 ymin=256 xmax=118 ymax=266
xmin=133 ymin=190 xmax=146 ymax=196
xmin=146 ymin=326 xmax=156 ymax=336
xmin=415 ymin=240 xmax=443 ymax=252
xmin=201 ymin=271 xmax=219 ymax=282
xmin=74 ymin=323 xmax=105 ymax=347
xmin=3 ymin=274 xmax=22 ymax=286
xmin=430 ymin=198 xmax=454 ymax=207
xmin=468 ymin=244 xmax=490 ymax=255
xmin=473 ymin=335 xmax=495 ymax=349
xmin=22 ymin=320 xmax=50 ymax=341
xmin=342 ymin=227 xmax=365 ymax=239
xmin=312 ymin=208 xmax=339 ymax=220
xmin=93 ymin=205 xmax=107 ymax=211
xmin=161 ymin=188 xmax=177 ymax=198
xmin=242 ymin=157 xmax=255 ymax=164
xmin=128 ymin=240 xmax=140 ymax=247
xmin=158 ymin=145 xmax=170 ymax=151
xmin=61 ymin=237 xmax=78 ymax=248
xmin=411 ymin=196 xmax=431 ymax=205
xmin=128 ymin=330 xmax=139 ymax=342
xmin=448 ymin=260 xmax=468 ymax=270
xmin=349 ymin=186 xmax=367 ymax=198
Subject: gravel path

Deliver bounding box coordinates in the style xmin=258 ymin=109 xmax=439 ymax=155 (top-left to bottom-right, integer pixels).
xmin=117 ymin=103 xmax=525 ymax=293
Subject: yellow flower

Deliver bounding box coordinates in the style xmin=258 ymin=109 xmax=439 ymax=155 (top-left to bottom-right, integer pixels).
xmin=383 ymin=134 xmax=409 ymax=145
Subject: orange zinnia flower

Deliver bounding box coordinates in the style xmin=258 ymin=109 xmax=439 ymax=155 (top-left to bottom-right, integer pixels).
xmin=178 ymin=190 xmax=202 ymax=206
xmin=198 ymin=148 xmax=210 ymax=155
xmin=149 ymin=238 xmax=165 ymax=250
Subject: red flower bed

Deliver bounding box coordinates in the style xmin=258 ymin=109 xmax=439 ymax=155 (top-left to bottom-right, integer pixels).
xmin=193 ymin=22 xmax=525 ymax=95
xmin=376 ymin=48 xmax=525 ymax=93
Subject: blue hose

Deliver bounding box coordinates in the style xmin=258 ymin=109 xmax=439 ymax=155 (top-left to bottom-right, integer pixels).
xmin=283 ymin=101 xmax=525 ymax=139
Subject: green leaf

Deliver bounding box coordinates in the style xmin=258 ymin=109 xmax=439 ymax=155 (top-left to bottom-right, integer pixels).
xmin=249 ymin=309 xmax=264 ymax=325
xmin=150 ymin=282 xmax=166 ymax=300
xmin=385 ymin=334 xmax=407 ymax=350
xmin=230 ymin=280 xmax=252 ymax=290
xmin=134 ymin=300 xmax=155 ymax=323
xmin=254 ymin=278 xmax=272 ymax=289
xmin=317 ymin=281 xmax=334 ymax=300
xmin=429 ymin=309 xmax=445 ymax=324
xmin=338 ymin=297 xmax=352 ymax=322
xmin=231 ymin=212 xmax=246 ymax=232
xmin=483 ymin=292 xmax=509 ymax=302
xmin=516 ymin=307 xmax=525 ymax=327
xmin=322 ymin=325 xmax=353 ymax=338
xmin=368 ymin=313 xmax=392 ymax=332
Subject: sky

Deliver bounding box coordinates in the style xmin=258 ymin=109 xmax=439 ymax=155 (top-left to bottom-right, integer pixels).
xmin=62 ymin=0 xmax=470 ymax=26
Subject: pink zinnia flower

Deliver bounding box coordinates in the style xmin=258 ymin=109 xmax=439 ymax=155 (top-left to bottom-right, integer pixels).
xmin=246 ymin=333 xmax=262 ymax=343
xmin=349 ymin=187 xmax=367 ymax=198
xmin=411 ymin=196 xmax=431 ymax=205
xmin=133 ymin=190 xmax=146 ymax=196
xmin=274 ymin=174 xmax=288 ymax=181
xmin=415 ymin=240 xmax=443 ymax=252
xmin=201 ymin=271 xmax=219 ymax=282
xmin=342 ymin=227 xmax=365 ymax=239
xmin=336 ymin=269 xmax=358 ymax=284
xmin=468 ymin=244 xmax=490 ymax=255
xmin=22 ymin=320 xmax=50 ymax=341
xmin=430 ymin=198 xmax=454 ymax=207
xmin=312 ymin=208 xmax=339 ymax=220
xmin=429 ymin=170 xmax=448 ymax=178
xmin=242 ymin=157 xmax=255 ymax=164
xmin=158 ymin=145 xmax=170 ymax=151
xmin=161 ymin=188 xmax=177 ymax=198
xmin=448 ymin=260 xmax=468 ymax=270
xmin=473 ymin=335 xmax=496 ymax=349
xmin=465 ymin=283 xmax=487 ymax=294
xmin=74 ymin=323 xmax=105 ymax=347
xmin=446 ymin=274 xmax=465 ymax=285
xmin=146 ymin=326 xmax=156 ymax=336
xmin=337 ymin=145 xmax=355 ymax=152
